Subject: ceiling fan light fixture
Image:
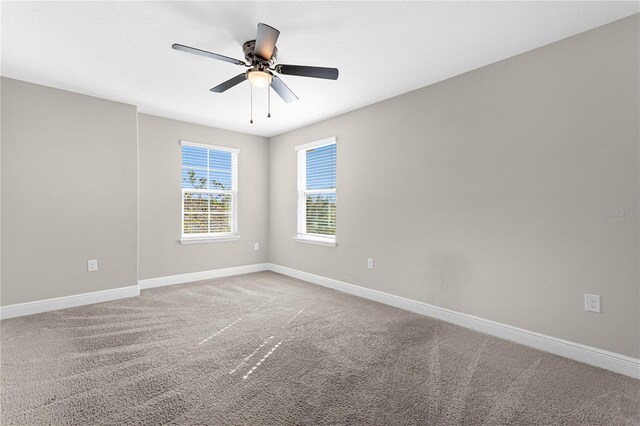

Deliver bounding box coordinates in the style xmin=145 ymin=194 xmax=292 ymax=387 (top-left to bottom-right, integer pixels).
xmin=247 ymin=70 xmax=272 ymax=88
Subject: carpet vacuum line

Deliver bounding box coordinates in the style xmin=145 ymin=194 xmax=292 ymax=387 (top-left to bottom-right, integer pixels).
xmin=239 ymin=306 xmax=306 ymax=380
xmin=229 ymin=336 xmax=275 ymax=374
xmin=196 ymin=296 xmax=276 ymax=346
xmin=251 ymin=296 xmax=276 ymax=313
xmin=242 ymin=341 xmax=283 ymax=380
xmin=229 ymin=306 xmax=306 ymax=379
xmin=282 ymin=307 xmax=305 ymax=328
xmin=198 ymin=318 xmax=242 ymax=345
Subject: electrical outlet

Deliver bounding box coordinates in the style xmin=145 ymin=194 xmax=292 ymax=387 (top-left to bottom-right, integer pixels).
xmin=254 ymin=242 xmax=260 ymax=251
xmin=584 ymin=294 xmax=601 ymax=313
xmin=367 ymin=258 xmax=374 ymax=270
xmin=87 ymin=259 xmax=98 ymax=272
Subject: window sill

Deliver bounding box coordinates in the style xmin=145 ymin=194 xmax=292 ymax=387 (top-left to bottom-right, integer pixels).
xmin=293 ymin=236 xmax=337 ymax=247
xmin=180 ymin=235 xmax=241 ymax=245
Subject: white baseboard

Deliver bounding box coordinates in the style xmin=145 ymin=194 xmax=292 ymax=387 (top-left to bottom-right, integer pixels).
xmin=3 ymin=263 xmax=637 ymax=379
xmin=0 ymin=285 xmax=139 ymax=320
xmin=267 ymin=263 xmax=640 ymax=379
xmin=1 ymin=263 xmax=269 ymax=319
xmin=138 ymin=263 xmax=270 ymax=290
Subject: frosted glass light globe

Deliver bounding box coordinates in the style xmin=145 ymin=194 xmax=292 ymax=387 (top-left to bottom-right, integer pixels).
xmin=248 ymin=70 xmax=272 ymax=88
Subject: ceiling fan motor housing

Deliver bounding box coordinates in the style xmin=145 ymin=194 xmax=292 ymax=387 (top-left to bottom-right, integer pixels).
xmin=243 ymin=40 xmax=278 ymax=67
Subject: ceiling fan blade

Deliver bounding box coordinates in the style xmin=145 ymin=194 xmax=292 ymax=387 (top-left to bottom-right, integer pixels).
xmin=254 ymin=23 xmax=280 ymax=60
xmin=270 ymin=75 xmax=298 ymax=103
xmin=276 ymin=64 xmax=339 ymax=80
xmin=172 ymin=43 xmax=246 ymax=66
xmin=210 ymin=74 xmax=247 ymax=93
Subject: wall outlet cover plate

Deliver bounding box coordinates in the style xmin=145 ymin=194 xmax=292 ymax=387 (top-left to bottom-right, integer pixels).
xmin=584 ymin=293 xmax=601 ymax=313
xmin=87 ymin=259 xmax=98 ymax=272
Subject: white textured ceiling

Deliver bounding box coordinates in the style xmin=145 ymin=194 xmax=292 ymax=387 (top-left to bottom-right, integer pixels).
xmin=2 ymin=2 xmax=638 ymax=137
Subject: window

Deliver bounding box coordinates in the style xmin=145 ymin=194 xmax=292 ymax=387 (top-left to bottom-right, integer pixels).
xmin=180 ymin=140 xmax=239 ymax=243
xmin=295 ymin=137 xmax=337 ymax=246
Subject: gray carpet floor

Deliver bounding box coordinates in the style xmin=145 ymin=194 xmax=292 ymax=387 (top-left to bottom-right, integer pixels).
xmin=1 ymin=271 xmax=639 ymax=425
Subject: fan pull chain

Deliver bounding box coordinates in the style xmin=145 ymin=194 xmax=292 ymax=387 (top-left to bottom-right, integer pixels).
xmin=249 ymin=84 xmax=253 ymax=124
xmin=267 ymin=84 xmax=271 ymax=118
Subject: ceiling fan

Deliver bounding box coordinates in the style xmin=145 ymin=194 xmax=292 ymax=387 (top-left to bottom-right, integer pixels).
xmin=172 ymin=23 xmax=339 ymax=104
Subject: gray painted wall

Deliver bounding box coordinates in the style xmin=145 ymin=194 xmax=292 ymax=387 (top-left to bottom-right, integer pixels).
xmin=268 ymin=16 xmax=640 ymax=357
xmin=137 ymin=114 xmax=269 ymax=280
xmin=1 ymin=78 xmax=138 ymax=305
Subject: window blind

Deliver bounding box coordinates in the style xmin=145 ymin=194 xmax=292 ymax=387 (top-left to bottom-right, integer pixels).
xmin=181 ymin=141 xmax=238 ymax=238
xmin=296 ymin=138 xmax=336 ymax=240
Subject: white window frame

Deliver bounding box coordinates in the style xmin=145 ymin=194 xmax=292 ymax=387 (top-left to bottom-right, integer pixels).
xmin=294 ymin=137 xmax=337 ymax=247
xmin=179 ymin=140 xmax=240 ymax=244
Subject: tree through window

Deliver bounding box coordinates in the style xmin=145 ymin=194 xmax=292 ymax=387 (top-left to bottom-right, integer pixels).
xmin=296 ymin=138 xmax=336 ymax=244
xmin=181 ymin=141 xmax=238 ymax=239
